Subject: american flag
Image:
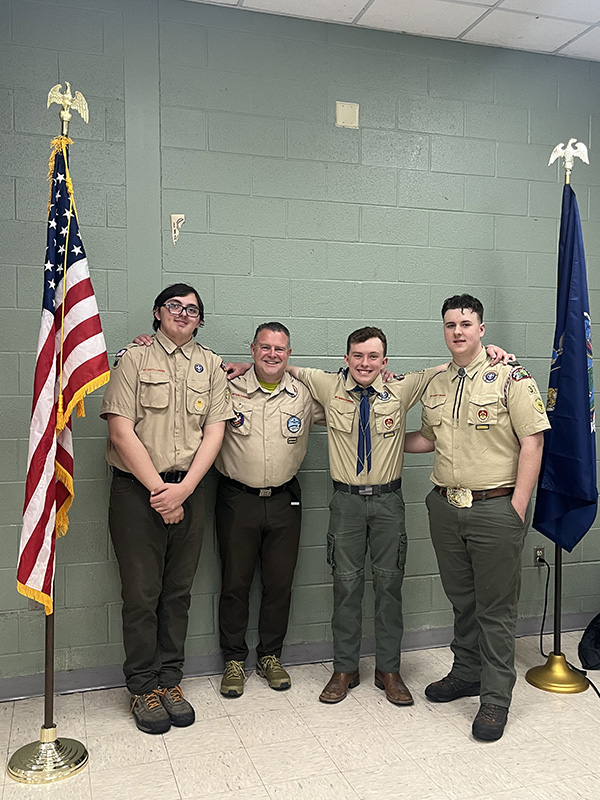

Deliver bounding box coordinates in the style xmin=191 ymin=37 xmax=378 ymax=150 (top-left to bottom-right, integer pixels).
xmin=17 ymin=136 xmax=110 ymax=614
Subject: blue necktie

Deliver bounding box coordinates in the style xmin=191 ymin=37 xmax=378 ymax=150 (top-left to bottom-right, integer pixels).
xmin=353 ymin=386 xmax=375 ymax=475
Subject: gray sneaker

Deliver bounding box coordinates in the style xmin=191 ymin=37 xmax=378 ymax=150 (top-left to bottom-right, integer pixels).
xmin=156 ymin=685 xmax=195 ymax=727
xmin=256 ymin=655 xmax=291 ymax=690
xmin=130 ymin=690 xmax=171 ymax=734
xmin=220 ymin=660 xmax=246 ymax=697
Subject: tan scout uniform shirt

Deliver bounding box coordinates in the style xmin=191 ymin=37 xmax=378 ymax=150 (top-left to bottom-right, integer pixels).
xmin=215 ymin=367 xmax=325 ymax=488
xmin=298 ymin=366 xmax=438 ymax=486
xmin=101 ymin=328 xmax=234 ymax=473
xmin=420 ymin=347 xmax=550 ymax=490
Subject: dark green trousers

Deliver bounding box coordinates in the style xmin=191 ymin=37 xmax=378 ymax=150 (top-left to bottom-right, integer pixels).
xmin=327 ymin=489 xmax=407 ymax=673
xmin=426 ymin=488 xmax=530 ymax=707
xmin=216 ymin=476 xmax=302 ymax=662
xmin=109 ymin=474 xmax=204 ymax=695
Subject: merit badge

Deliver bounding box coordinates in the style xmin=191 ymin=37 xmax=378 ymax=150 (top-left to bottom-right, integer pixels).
xmin=477 ymin=408 xmax=489 ymax=422
xmin=483 ymin=371 xmax=497 ymax=383
xmin=194 ymin=363 xmax=204 ymax=373
xmin=195 ymin=397 xmax=204 ymax=411
xmin=534 ymin=398 xmax=546 ymax=414
xmin=230 ymin=412 xmax=244 ymax=428
xmin=384 ymin=417 xmax=394 ymax=429
xmin=287 ymin=416 xmax=302 ymax=434
xmin=378 ymin=391 xmax=391 ymax=402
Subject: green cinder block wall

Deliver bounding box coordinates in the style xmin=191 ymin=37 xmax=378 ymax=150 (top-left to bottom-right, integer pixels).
xmin=0 ymin=0 xmax=599 ymax=685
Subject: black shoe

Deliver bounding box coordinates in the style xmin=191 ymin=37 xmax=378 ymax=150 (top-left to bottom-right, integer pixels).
xmin=472 ymin=703 xmax=508 ymax=741
xmin=130 ymin=690 xmax=171 ymax=734
xmin=425 ymin=674 xmax=481 ymax=703
xmin=156 ymin=685 xmax=195 ymax=727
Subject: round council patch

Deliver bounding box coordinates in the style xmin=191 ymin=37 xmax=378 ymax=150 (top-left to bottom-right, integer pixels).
xmin=287 ymin=416 xmax=302 ymax=434
xmin=483 ymin=371 xmax=497 ymax=383
xmin=194 ymin=363 xmax=204 ymax=373
xmin=230 ymin=412 xmax=244 ymax=428
xmin=477 ymin=408 xmax=489 ymax=422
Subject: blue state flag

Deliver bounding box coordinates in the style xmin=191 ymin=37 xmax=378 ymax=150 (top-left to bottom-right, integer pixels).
xmin=533 ymin=184 xmax=598 ymax=552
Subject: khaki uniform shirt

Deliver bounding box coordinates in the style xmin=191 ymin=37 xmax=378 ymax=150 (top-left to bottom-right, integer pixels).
xmin=101 ymin=328 xmax=234 ymax=473
xmin=298 ymin=366 xmax=438 ymax=485
xmin=215 ymin=368 xmax=325 ymax=488
xmin=420 ymin=347 xmax=550 ymax=490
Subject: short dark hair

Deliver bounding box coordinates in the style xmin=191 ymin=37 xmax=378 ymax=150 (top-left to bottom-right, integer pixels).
xmin=253 ymin=322 xmax=291 ymax=348
xmin=346 ymin=326 xmax=387 ymax=357
xmin=152 ymin=283 xmax=204 ymax=333
xmin=441 ymin=294 xmax=484 ymax=324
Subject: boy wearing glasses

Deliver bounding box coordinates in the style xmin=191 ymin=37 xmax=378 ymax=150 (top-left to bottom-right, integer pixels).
xmin=101 ymin=284 xmax=233 ymax=734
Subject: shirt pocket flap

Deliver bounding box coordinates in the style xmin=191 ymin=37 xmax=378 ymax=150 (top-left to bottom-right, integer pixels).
xmin=327 ymin=397 xmax=355 ymax=433
xmin=373 ymin=400 xmax=402 ymax=433
xmin=139 ymin=372 xmax=169 ymax=409
xmin=468 ymin=394 xmax=499 ymax=425
xmin=421 ymin=394 xmax=446 ymax=426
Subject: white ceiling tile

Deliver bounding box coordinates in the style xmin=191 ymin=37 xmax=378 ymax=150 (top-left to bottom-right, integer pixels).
xmin=358 ymin=0 xmax=487 ymax=38
xmin=559 ymin=26 xmax=600 ymax=59
xmin=462 ymin=9 xmax=590 ymax=52
xmin=241 ymin=0 xmax=370 ymax=23
xmin=499 ymin=0 xmax=600 ymax=25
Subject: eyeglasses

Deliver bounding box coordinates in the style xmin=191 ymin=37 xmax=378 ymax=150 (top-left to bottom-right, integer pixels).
xmin=162 ymin=302 xmax=201 ymax=319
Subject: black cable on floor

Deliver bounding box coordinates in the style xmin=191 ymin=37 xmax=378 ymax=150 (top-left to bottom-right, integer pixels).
xmin=536 ymin=556 xmax=600 ymax=700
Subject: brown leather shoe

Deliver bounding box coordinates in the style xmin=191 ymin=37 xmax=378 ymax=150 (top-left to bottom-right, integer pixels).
xmin=374 ymin=669 xmax=414 ymax=706
xmin=319 ymin=671 xmax=360 ymax=704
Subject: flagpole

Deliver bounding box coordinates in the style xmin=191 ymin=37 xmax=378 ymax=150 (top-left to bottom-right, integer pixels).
xmin=7 ymin=85 xmax=92 ymax=785
xmin=526 ymin=139 xmax=591 ymax=695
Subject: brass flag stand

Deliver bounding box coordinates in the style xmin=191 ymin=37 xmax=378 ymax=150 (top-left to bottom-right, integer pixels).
xmin=7 ymin=84 xmax=91 ymax=784
xmin=526 ymin=139 xmax=591 ymax=696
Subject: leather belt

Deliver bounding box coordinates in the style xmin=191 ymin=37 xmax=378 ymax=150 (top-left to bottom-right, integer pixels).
xmin=220 ymin=474 xmax=292 ymax=498
xmin=111 ymin=466 xmax=188 ymax=484
xmin=433 ymin=486 xmax=513 ymax=501
xmin=333 ymin=478 xmax=402 ymax=497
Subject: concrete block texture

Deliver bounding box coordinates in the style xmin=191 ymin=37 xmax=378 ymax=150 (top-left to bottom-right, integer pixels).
xmin=3 ymin=0 xmax=600 ymax=686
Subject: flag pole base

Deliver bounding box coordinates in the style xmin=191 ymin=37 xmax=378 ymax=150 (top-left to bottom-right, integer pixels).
xmin=7 ymin=724 xmax=88 ymax=784
xmin=526 ymin=652 xmax=589 ymax=694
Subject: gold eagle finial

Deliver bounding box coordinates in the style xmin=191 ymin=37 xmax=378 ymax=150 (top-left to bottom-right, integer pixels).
xmin=47 ymin=82 xmax=89 ymax=135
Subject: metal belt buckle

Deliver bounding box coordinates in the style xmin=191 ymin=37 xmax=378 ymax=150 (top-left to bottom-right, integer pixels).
xmin=446 ymin=487 xmax=473 ymax=508
xmin=259 ymin=488 xmax=272 ymax=498
xmin=358 ymin=485 xmax=373 ymax=496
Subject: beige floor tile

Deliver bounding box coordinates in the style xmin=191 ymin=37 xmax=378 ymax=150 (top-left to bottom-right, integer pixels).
xmin=390 ymin=713 xmax=480 ymax=758
xmin=184 ymin=789 xmax=269 ymax=800
xmin=417 ymin=749 xmax=523 ymax=799
xmin=528 ymin=774 xmax=600 ymax=800
xmin=84 ymin=699 xmax=134 ymax=737
xmin=86 ymin=728 xmax=168 ymax=772
xmin=0 ymin=703 xmax=14 ymax=735
xmin=490 ymin=734 xmax=588 ymax=782
xmin=265 ymin=772 xmax=360 ymax=799
xmin=163 ymin=715 xmax=242 ymax=759
xmin=230 ymin=707 xmax=310 ymax=747
xmin=345 ymin=758 xmax=449 ymax=800
xmin=3 ymin=769 xmax=92 ymax=800
xmin=90 ymin=760 xmax=180 ymax=800
xmin=178 ymin=677 xmax=229 ymax=721
xmin=354 ymin=689 xmax=442 ymax=735
xmin=282 ymin=663 xmax=332 ymax=709
xmin=246 ymin=736 xmax=337 ymax=785
xmin=9 ymin=711 xmax=87 ymax=753
xmin=83 ymin=687 xmax=130 ymax=712
xmin=317 ymin=726 xmax=409 ymax=771
xmin=463 ymin=790 xmax=538 ymax=800
xmin=297 ymin=695 xmax=378 ymax=736
xmin=511 ymin=696 xmax=596 ymax=731
xmin=171 ymin=748 xmax=262 ymax=798
xmin=209 ymin=673 xmax=293 ymax=717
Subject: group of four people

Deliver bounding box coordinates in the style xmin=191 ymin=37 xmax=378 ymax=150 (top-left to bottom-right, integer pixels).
xmin=100 ymin=283 xmax=549 ymax=743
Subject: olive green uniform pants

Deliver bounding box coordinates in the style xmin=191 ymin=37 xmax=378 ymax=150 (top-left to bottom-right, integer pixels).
xmin=426 ymin=488 xmax=530 ymax=707
xmin=327 ymin=488 xmax=407 ymax=673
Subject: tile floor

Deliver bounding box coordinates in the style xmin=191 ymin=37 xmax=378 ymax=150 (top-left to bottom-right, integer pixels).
xmin=2 ymin=632 xmax=599 ymax=799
